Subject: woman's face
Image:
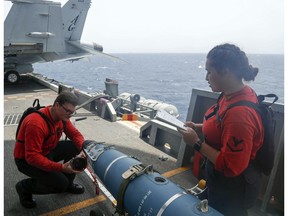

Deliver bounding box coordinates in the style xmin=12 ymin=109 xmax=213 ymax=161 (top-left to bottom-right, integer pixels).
xmin=205 ymin=59 xmax=227 ymax=92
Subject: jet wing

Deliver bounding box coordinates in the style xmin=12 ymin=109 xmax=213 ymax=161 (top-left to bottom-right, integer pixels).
xmin=66 ymin=41 xmax=128 ymax=63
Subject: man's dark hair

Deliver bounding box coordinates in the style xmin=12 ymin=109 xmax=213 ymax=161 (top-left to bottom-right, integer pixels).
xmin=53 ymin=91 xmax=79 ymax=106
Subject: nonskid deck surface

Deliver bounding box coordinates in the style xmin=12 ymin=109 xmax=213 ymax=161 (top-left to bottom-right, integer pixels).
xmin=4 ymin=76 xmax=197 ymax=216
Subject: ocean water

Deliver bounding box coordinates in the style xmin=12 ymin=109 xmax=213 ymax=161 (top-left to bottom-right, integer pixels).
xmin=34 ymin=54 xmax=284 ymax=121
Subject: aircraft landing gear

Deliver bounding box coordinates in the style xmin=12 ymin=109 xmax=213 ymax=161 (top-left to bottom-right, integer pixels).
xmin=5 ymin=70 xmax=20 ymax=84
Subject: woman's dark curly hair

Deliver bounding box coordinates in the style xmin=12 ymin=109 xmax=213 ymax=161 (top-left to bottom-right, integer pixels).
xmin=207 ymin=43 xmax=258 ymax=81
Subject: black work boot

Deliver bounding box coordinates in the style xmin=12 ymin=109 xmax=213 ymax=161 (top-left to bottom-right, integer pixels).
xmin=66 ymin=183 xmax=85 ymax=194
xmin=15 ymin=181 xmax=37 ymax=208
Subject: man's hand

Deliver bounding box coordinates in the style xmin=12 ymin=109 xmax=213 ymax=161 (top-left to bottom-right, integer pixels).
xmin=62 ymin=161 xmax=82 ymax=174
xmin=76 ymin=150 xmax=86 ymax=158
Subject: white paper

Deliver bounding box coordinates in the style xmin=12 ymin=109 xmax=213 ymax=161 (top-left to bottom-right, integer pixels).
xmin=155 ymin=109 xmax=187 ymax=131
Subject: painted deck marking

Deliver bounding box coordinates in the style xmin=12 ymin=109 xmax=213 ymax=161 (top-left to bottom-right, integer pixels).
xmin=162 ymin=166 xmax=191 ymax=178
xmin=39 ymin=195 xmax=106 ymax=216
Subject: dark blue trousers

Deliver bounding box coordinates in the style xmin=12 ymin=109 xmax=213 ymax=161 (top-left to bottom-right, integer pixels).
xmin=15 ymin=140 xmax=80 ymax=194
xmin=206 ymin=161 xmax=262 ymax=216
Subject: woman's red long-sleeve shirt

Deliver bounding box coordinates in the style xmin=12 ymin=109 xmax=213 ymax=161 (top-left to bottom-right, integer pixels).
xmin=14 ymin=106 xmax=84 ymax=172
xmin=202 ymin=86 xmax=264 ymax=177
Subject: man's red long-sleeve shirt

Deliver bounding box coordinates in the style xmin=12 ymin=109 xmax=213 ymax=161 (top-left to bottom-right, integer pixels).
xmin=202 ymin=86 xmax=264 ymax=177
xmin=14 ymin=106 xmax=84 ymax=172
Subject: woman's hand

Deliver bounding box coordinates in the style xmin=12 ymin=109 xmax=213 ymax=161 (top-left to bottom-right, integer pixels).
xmin=184 ymin=121 xmax=203 ymax=131
xmin=178 ymin=127 xmax=199 ymax=145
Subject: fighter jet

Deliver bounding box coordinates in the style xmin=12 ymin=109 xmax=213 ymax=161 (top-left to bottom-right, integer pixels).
xmin=4 ymin=0 xmax=104 ymax=84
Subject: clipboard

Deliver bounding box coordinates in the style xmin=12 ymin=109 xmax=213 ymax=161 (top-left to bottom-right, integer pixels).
xmin=155 ymin=109 xmax=187 ymax=131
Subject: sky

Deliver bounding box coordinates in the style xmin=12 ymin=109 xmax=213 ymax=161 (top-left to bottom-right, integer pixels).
xmin=3 ymin=0 xmax=285 ymax=54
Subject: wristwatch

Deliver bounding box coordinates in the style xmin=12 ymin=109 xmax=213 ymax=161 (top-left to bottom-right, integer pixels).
xmin=193 ymin=139 xmax=202 ymax=152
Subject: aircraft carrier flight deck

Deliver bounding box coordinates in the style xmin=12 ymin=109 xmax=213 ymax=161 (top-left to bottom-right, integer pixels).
xmin=4 ymin=75 xmax=284 ymax=216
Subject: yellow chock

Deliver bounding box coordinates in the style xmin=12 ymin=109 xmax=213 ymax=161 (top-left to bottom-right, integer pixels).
xmin=198 ymin=179 xmax=206 ymax=190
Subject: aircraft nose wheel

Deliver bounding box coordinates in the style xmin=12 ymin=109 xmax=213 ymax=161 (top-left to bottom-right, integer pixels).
xmin=5 ymin=71 xmax=20 ymax=84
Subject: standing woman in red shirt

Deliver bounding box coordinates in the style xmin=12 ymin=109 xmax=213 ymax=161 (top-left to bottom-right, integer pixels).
xmin=179 ymin=43 xmax=264 ymax=216
xmin=14 ymin=91 xmax=87 ymax=208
